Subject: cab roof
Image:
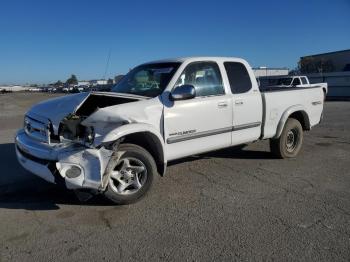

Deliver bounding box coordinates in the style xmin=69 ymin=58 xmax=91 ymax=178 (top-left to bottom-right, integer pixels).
xmin=143 ymin=56 xmax=248 ymax=65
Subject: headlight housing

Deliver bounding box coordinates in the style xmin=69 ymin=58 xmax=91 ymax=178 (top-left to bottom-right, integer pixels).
xmin=84 ymin=126 xmax=95 ymax=145
xmin=59 ymin=114 xmax=95 ymax=146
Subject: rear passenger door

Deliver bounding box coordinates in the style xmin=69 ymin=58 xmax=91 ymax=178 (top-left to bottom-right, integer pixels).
xmin=224 ymin=62 xmax=263 ymax=145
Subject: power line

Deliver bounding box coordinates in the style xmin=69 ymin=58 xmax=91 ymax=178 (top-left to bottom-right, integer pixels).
xmin=103 ymin=48 xmax=112 ymax=80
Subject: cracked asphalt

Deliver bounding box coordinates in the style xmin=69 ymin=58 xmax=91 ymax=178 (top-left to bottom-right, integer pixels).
xmin=0 ymin=93 xmax=349 ymax=261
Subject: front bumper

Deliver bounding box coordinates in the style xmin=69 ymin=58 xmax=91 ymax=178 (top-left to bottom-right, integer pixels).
xmin=15 ymin=129 xmax=113 ymax=190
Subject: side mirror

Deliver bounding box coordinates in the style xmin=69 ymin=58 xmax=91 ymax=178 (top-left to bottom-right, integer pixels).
xmin=170 ymin=85 xmax=196 ymax=101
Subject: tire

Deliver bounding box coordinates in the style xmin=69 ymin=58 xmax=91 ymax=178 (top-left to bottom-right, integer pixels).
xmin=104 ymin=143 xmax=157 ymax=205
xmin=270 ymin=118 xmax=303 ymax=158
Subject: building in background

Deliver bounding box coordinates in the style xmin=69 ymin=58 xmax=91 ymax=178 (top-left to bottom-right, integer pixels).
xmin=299 ymin=49 xmax=350 ymax=98
xmin=253 ymin=67 xmax=289 ymax=78
xmin=0 ymin=85 xmax=28 ymax=92
xmin=76 ymin=81 xmax=90 ymax=87
xmin=90 ymin=79 xmax=108 ymax=86
xmin=300 ymin=49 xmax=350 ymax=73
xmin=253 ymin=67 xmax=289 ymax=89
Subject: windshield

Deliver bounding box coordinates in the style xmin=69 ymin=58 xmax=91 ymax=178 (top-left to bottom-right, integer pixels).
xmin=277 ymin=78 xmax=292 ymax=85
xmin=112 ymin=62 xmax=181 ymax=97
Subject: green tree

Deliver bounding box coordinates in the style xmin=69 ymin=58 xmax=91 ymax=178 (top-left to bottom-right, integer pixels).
xmin=53 ymin=80 xmax=63 ymax=87
xmin=114 ymin=75 xmax=124 ymax=84
xmin=66 ymin=74 xmax=78 ymax=85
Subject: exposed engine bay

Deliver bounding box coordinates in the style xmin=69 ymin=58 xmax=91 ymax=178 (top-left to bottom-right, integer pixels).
xmin=76 ymin=93 xmax=139 ymax=116
xmin=58 ymin=93 xmax=143 ymax=146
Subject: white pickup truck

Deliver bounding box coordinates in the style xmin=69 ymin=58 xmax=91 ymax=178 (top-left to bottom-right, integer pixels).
xmin=263 ymin=76 xmax=328 ymax=96
xmin=16 ymin=57 xmax=325 ymax=204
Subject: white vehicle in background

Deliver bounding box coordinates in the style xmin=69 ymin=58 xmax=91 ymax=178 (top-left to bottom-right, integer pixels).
xmin=28 ymin=88 xmax=42 ymax=92
xmin=268 ymin=76 xmax=328 ymax=97
xmin=16 ymin=57 xmax=325 ymax=204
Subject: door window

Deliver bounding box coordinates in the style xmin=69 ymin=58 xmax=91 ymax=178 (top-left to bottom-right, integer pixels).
xmin=175 ymin=62 xmax=224 ymax=97
xmin=292 ymin=78 xmax=301 ymax=86
xmin=301 ymin=77 xmax=308 ymax=84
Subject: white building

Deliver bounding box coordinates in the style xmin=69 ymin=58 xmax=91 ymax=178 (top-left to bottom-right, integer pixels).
xmin=76 ymin=81 xmax=90 ymax=87
xmin=90 ymin=80 xmax=108 ymax=86
xmin=0 ymin=85 xmax=28 ymax=92
xmin=253 ymin=67 xmax=289 ymax=78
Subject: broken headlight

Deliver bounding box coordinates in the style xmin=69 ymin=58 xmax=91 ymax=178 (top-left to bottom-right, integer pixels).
xmin=84 ymin=126 xmax=95 ymax=145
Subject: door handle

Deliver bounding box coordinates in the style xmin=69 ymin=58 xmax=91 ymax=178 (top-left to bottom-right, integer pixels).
xmin=235 ymin=100 xmax=244 ymax=105
xmin=218 ymin=101 xmax=228 ymax=108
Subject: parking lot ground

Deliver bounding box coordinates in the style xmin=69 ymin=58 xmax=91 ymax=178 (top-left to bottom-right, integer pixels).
xmin=0 ymin=93 xmax=349 ymax=261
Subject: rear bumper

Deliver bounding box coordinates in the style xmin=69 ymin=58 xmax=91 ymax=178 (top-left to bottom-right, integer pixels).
xmin=15 ymin=129 xmax=113 ymax=190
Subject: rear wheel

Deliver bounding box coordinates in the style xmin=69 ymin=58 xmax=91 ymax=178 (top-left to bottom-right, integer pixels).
xmin=270 ymin=118 xmax=303 ymax=158
xmin=104 ymin=143 xmax=157 ymax=205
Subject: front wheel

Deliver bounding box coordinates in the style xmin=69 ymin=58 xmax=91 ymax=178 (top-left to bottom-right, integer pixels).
xmin=104 ymin=143 xmax=157 ymax=205
xmin=270 ymin=118 xmax=303 ymax=158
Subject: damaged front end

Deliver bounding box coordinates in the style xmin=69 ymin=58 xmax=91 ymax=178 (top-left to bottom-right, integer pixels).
xmin=55 ymin=114 xmax=123 ymax=192
xmin=55 ymin=145 xmax=114 ymax=190
xmin=59 ymin=113 xmax=95 ymax=146
xmin=16 ymin=92 xmax=145 ymax=193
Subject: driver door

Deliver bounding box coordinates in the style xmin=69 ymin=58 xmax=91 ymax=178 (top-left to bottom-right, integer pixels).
xmin=163 ymin=61 xmax=232 ymax=161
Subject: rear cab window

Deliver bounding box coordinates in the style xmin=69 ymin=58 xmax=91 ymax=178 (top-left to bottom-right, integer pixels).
xmin=292 ymin=78 xmax=301 ymax=86
xmin=224 ymin=62 xmax=252 ymax=94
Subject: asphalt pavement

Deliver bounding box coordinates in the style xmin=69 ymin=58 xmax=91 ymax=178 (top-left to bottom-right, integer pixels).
xmin=0 ymin=93 xmax=349 ymax=261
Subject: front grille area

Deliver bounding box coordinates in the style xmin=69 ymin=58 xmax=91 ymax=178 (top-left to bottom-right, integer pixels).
xmin=24 ymin=116 xmax=50 ymax=143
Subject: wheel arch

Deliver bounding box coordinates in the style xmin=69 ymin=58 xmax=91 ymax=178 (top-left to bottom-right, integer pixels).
xmin=100 ymin=123 xmax=166 ymax=176
xmin=275 ymin=105 xmax=310 ymax=138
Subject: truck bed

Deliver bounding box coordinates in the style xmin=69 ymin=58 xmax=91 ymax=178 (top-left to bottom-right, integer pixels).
xmin=261 ymin=86 xmax=324 ymax=139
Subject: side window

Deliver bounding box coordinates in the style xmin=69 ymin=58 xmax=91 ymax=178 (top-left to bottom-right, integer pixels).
xmin=301 ymin=77 xmax=308 ymax=85
xmin=224 ymin=62 xmax=252 ymax=94
xmin=292 ymin=78 xmax=301 ymax=86
xmin=175 ymin=62 xmax=224 ymax=97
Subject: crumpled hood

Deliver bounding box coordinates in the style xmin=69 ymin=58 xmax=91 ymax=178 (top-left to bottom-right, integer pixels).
xmin=27 ymin=92 xmax=90 ymax=132
xmin=26 ymin=92 xmax=145 ymax=134
xmin=81 ymin=96 xmax=164 ymax=146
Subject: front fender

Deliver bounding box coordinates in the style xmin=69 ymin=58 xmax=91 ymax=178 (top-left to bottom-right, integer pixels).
xmin=95 ymin=123 xmax=167 ymax=176
xmin=275 ymin=105 xmax=310 ymax=138
xmin=98 ymin=123 xmax=164 ymax=146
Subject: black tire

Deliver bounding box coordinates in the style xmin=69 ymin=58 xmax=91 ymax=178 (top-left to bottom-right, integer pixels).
xmin=104 ymin=143 xmax=157 ymax=205
xmin=270 ymin=118 xmax=303 ymax=158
